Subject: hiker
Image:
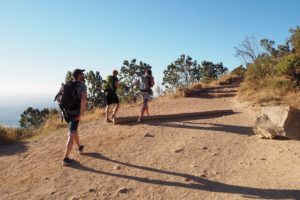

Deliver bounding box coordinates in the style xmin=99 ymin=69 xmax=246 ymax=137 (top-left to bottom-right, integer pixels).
xmin=62 ymin=69 xmax=87 ymax=166
xmin=103 ymin=70 xmax=120 ymax=122
xmin=138 ymin=69 xmax=155 ymax=123
xmin=54 ymin=83 xmax=65 ymax=122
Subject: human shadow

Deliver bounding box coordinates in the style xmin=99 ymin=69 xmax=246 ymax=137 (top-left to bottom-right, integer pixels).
xmin=0 ymin=142 xmax=28 ymax=156
xmin=124 ymin=112 xmax=237 ymax=126
xmin=144 ymin=113 xmax=253 ymax=136
xmin=156 ymin=122 xmax=253 ymax=136
xmin=70 ymin=152 xmax=300 ymax=199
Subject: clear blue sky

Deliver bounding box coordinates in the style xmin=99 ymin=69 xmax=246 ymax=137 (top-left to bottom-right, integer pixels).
xmin=0 ymin=0 xmax=299 ymax=106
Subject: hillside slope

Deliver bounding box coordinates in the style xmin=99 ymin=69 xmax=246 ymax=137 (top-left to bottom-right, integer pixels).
xmin=1 ymin=85 xmax=300 ymax=200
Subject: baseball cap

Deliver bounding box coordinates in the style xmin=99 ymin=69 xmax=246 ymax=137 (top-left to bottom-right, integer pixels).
xmin=72 ymin=69 xmax=85 ymax=78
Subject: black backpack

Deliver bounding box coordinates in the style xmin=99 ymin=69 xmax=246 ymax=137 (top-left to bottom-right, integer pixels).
xmin=59 ymin=81 xmax=81 ymax=122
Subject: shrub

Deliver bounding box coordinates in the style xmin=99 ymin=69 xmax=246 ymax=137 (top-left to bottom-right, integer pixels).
xmin=231 ymin=65 xmax=246 ymax=77
xmin=0 ymin=125 xmax=33 ymax=145
xmin=245 ymin=57 xmax=275 ymax=81
xmin=276 ymin=54 xmax=300 ymax=75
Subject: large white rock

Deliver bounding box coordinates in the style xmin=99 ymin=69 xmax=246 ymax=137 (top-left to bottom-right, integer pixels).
xmin=254 ymin=106 xmax=300 ymax=139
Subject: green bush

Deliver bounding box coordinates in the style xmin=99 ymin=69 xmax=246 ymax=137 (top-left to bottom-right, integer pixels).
xmin=245 ymin=57 xmax=275 ymax=81
xmin=276 ymin=54 xmax=300 ymax=75
xmin=290 ymin=26 xmax=300 ymax=57
xmin=231 ymin=65 xmax=246 ymax=77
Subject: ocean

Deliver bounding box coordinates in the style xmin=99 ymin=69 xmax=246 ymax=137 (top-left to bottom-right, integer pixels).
xmin=0 ymin=99 xmax=57 ymax=128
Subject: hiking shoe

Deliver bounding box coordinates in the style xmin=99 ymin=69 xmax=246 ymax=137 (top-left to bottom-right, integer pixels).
xmin=62 ymin=157 xmax=74 ymax=166
xmin=106 ymin=118 xmax=112 ymax=123
xmin=78 ymin=145 xmax=84 ymax=154
xmin=137 ymin=118 xmax=144 ymax=123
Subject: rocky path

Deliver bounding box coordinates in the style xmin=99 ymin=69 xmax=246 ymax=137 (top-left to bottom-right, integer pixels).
xmin=1 ymin=85 xmax=300 ymax=200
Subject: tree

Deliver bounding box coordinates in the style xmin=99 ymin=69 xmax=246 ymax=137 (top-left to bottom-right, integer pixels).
xmin=260 ymin=39 xmax=278 ymax=57
xmin=234 ymin=36 xmax=259 ymax=64
xmin=289 ymin=26 xmax=300 ymax=57
xmin=162 ymin=54 xmax=198 ymax=91
xmin=200 ymin=61 xmax=228 ymax=80
xmin=277 ymin=42 xmax=291 ymax=56
xmin=65 ymin=71 xmax=73 ymax=83
xmin=231 ymin=65 xmax=246 ymax=77
xmin=19 ymin=107 xmax=49 ymax=128
xmin=85 ymin=70 xmax=104 ymax=109
xmin=119 ymin=59 xmax=152 ymax=102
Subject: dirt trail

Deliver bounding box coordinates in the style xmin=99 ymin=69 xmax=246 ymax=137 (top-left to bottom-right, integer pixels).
xmin=1 ymin=85 xmax=300 ymax=200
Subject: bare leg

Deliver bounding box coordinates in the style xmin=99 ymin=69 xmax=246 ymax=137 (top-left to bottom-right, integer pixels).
xmin=146 ymin=107 xmax=149 ymax=116
xmin=63 ymin=132 xmax=76 ymax=158
xmin=112 ymin=104 xmax=119 ymax=118
xmin=138 ymin=102 xmax=147 ymax=122
xmin=105 ymin=105 xmax=110 ymax=120
xmin=74 ymin=133 xmax=80 ymax=148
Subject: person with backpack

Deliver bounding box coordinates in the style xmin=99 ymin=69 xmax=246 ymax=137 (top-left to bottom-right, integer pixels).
xmin=103 ymin=70 xmax=120 ymax=122
xmin=62 ymin=69 xmax=87 ymax=166
xmin=138 ymin=69 xmax=154 ymax=123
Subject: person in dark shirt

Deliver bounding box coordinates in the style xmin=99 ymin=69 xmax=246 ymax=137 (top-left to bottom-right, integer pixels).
xmin=62 ymin=69 xmax=87 ymax=166
xmin=105 ymin=70 xmax=120 ymax=122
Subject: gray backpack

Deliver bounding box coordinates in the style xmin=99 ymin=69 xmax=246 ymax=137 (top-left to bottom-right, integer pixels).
xmin=140 ymin=75 xmax=153 ymax=92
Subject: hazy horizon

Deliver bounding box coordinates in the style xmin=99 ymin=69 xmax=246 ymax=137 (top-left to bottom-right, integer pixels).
xmin=0 ymin=94 xmax=57 ymax=127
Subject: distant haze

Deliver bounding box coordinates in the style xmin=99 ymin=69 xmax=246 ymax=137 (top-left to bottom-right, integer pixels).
xmin=0 ymin=94 xmax=57 ymax=127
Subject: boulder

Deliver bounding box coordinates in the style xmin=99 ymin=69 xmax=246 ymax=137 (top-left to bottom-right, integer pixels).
xmin=254 ymin=106 xmax=300 ymax=139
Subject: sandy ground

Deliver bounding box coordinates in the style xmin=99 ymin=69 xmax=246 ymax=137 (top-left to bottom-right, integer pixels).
xmin=1 ymin=86 xmax=300 ymax=200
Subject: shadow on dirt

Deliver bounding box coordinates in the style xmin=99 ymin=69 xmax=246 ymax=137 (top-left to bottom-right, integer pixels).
xmin=69 ymin=152 xmax=300 ymax=199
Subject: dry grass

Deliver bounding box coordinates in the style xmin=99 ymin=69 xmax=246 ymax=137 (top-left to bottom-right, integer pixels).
xmin=190 ymin=82 xmax=202 ymax=89
xmin=0 ymin=102 xmax=141 ymax=145
xmin=237 ymin=76 xmax=299 ymax=106
xmin=219 ymin=74 xmax=243 ymax=85
xmin=0 ymin=125 xmax=35 ymax=145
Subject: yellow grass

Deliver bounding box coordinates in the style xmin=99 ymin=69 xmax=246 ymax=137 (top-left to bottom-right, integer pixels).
xmin=237 ymin=76 xmax=300 ymax=107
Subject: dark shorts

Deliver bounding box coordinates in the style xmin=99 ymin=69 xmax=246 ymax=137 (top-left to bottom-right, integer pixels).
xmin=68 ymin=115 xmax=79 ymax=133
xmin=105 ymin=91 xmax=120 ymax=105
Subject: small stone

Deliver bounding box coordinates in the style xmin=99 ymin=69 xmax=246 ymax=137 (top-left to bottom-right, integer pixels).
xmin=50 ymin=191 xmax=56 ymax=195
xmin=184 ymin=178 xmax=191 ymax=182
xmin=114 ymin=165 xmax=121 ymax=170
xmin=70 ymin=197 xmax=79 ymax=200
xmin=118 ymin=187 xmax=129 ymax=194
xmin=202 ymin=147 xmax=208 ymax=150
xmin=144 ymin=133 xmax=154 ymax=137
xmin=200 ymin=174 xmax=207 ymax=177
xmin=45 ymin=177 xmax=49 ymax=181
xmin=174 ymin=148 xmax=184 ymax=153
xmin=89 ymin=188 xmax=96 ymax=193
xmin=211 ymin=153 xmax=218 ymax=156
xmin=261 ymin=158 xmax=267 ymax=161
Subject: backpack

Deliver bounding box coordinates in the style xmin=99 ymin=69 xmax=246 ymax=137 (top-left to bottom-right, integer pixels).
xmin=140 ymin=75 xmax=154 ymax=92
xmin=59 ymin=81 xmax=81 ymax=122
xmin=102 ymin=75 xmax=114 ymax=92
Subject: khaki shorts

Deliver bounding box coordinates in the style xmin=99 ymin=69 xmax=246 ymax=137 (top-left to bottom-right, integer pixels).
xmin=141 ymin=92 xmax=150 ymax=104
